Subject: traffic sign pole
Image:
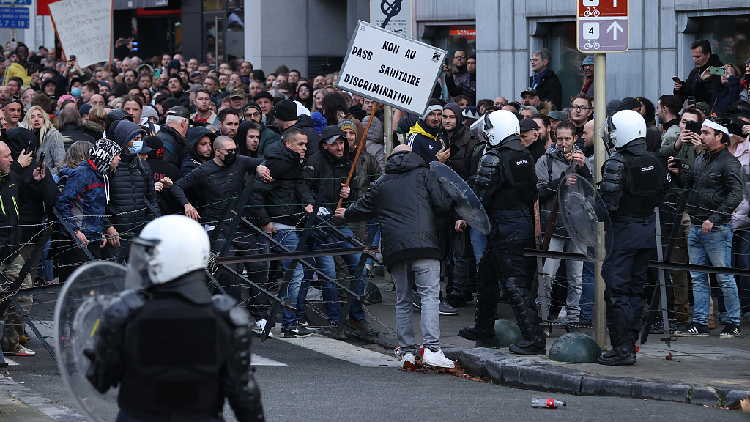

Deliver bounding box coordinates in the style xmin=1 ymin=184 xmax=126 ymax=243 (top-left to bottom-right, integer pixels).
xmin=593 ymin=53 xmax=607 ymax=346
xmin=577 ymin=0 xmax=629 ymax=346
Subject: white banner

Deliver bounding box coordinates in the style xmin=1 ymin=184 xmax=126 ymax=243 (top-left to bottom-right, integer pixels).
xmin=49 ymin=0 xmax=112 ymax=67
xmin=370 ymin=0 xmax=410 ymax=36
xmin=336 ymin=21 xmax=445 ymax=116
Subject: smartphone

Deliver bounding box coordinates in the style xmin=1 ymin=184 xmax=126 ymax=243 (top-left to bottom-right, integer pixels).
xmin=672 ymin=76 xmax=683 ymax=84
xmin=155 ymin=69 xmax=161 ymax=78
xmin=38 ymin=152 xmax=45 ymax=172
xmin=709 ymin=66 xmax=725 ymax=75
xmin=671 ymin=157 xmax=682 ymax=169
xmin=744 ymin=74 xmax=750 ymax=86
xmin=687 ymin=96 xmax=696 ymax=107
xmin=70 ymin=55 xmax=75 ymax=62
xmin=685 ymin=121 xmax=702 ymax=135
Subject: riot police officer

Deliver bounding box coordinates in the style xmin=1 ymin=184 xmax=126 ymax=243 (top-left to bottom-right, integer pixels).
xmin=457 ymin=110 xmax=546 ymax=355
xmin=84 ymin=215 xmax=265 ymax=422
xmin=598 ymin=110 xmax=668 ymax=366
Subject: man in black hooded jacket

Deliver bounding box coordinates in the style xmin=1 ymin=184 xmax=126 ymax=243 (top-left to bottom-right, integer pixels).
xmin=299 ymin=125 xmax=378 ymax=336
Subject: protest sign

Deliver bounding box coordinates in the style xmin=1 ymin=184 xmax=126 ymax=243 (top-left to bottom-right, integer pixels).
xmin=336 ymin=21 xmax=446 ymax=116
xmin=49 ymin=0 xmax=111 ymax=67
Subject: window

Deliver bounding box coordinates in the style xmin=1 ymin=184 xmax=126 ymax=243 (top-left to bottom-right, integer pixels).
xmin=433 ymin=25 xmax=476 ymax=60
xmin=544 ymin=22 xmax=589 ymax=107
xmin=698 ymin=17 xmax=750 ymax=72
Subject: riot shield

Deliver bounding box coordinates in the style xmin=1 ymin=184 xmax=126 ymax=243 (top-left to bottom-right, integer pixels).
xmin=430 ymin=161 xmax=491 ymax=235
xmin=558 ymin=173 xmax=612 ymax=260
xmin=742 ymin=165 xmax=750 ymax=201
xmin=53 ymin=261 xmax=128 ymax=422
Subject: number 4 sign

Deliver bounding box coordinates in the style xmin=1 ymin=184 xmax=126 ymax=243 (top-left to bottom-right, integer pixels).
xmin=577 ymin=0 xmax=629 ymax=53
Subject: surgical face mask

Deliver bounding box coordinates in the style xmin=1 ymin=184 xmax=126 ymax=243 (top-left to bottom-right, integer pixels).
xmin=71 ymin=87 xmax=82 ymax=98
xmin=129 ymin=140 xmax=144 ymax=155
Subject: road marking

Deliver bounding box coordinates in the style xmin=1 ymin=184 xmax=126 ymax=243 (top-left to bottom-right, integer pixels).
xmin=2 ymin=357 xmax=17 ymax=366
xmin=252 ymin=354 xmax=287 ymax=366
xmin=276 ymin=334 xmax=401 ymax=367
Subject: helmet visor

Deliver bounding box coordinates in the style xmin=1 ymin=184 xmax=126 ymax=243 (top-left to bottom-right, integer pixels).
xmin=125 ymin=236 xmax=160 ymax=289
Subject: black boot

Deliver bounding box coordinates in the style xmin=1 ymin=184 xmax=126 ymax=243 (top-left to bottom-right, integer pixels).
xmin=598 ymin=301 xmax=636 ymax=366
xmin=458 ymin=325 xmax=495 ymax=341
xmin=504 ymin=277 xmax=546 ymax=355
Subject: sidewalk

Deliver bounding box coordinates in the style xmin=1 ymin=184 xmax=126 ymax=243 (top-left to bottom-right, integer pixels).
xmin=0 ymin=373 xmax=85 ymax=422
xmin=332 ymin=275 xmax=750 ymax=406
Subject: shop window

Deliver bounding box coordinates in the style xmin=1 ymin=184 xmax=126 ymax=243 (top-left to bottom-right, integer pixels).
xmin=433 ymin=25 xmax=476 ymax=59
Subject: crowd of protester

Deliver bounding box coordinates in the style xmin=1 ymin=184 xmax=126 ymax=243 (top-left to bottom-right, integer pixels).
xmin=0 ymin=37 xmax=746 ymax=359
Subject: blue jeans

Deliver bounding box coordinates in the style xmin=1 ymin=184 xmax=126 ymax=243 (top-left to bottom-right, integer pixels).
xmin=688 ymin=224 xmax=741 ymax=325
xmin=313 ymin=226 xmax=367 ymax=322
xmin=275 ymin=229 xmax=307 ymax=328
xmin=469 ymin=228 xmax=487 ymax=272
xmin=732 ymin=229 xmax=750 ymax=315
xmin=580 ymin=261 xmax=595 ymax=322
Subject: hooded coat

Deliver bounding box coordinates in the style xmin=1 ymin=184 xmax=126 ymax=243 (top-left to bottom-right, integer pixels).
xmin=344 ymin=150 xmax=453 ymax=269
xmin=181 ymin=126 xmax=215 ymax=176
xmin=299 ymin=129 xmax=358 ymax=213
xmin=443 ymin=102 xmax=479 ymax=174
xmin=237 ymin=121 xmax=260 ymax=158
xmin=157 ymin=124 xmax=187 ymax=168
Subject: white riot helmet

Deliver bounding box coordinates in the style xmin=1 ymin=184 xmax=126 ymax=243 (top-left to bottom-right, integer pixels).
xmin=600 ymin=110 xmax=647 ymax=149
xmin=126 ymin=215 xmax=210 ymax=285
xmin=483 ymin=110 xmax=520 ymax=146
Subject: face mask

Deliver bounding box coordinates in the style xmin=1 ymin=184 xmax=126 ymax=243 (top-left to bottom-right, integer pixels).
xmin=129 ymin=140 xmax=143 ymax=155
xmin=71 ymin=87 xmax=82 ymax=98
xmin=222 ymin=151 xmax=237 ymax=166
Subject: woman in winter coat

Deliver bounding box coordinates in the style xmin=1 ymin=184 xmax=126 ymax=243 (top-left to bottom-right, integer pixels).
xmin=20 ymin=105 xmax=65 ymax=175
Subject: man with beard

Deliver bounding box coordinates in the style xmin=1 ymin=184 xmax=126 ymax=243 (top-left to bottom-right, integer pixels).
xmin=442 ymin=102 xmax=480 ymax=309
xmin=571 ymin=93 xmax=593 ymax=149
xmin=298 ymin=126 xmax=379 ymax=337
xmin=443 ymin=50 xmax=475 ymax=104
xmin=218 ymin=108 xmax=241 ymax=139
xmin=180 ymin=126 xmax=215 ymax=176
xmin=406 ymin=99 xmax=449 ymax=163
xmin=581 ymin=56 xmax=595 ymax=98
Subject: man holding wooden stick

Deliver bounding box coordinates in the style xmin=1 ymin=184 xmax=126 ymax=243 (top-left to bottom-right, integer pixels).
xmin=299 ymin=125 xmax=378 ymax=336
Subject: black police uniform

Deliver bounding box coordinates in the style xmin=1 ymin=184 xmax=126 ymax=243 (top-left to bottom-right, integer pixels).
xmin=459 ymin=135 xmax=546 ymax=355
xmin=85 ymin=270 xmax=265 ymax=422
xmin=598 ymin=137 xmax=667 ymax=365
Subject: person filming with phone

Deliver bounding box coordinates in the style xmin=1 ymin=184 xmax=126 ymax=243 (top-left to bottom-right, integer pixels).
xmin=673 ymin=39 xmax=724 ymax=104
xmin=695 ymin=63 xmax=743 ymax=116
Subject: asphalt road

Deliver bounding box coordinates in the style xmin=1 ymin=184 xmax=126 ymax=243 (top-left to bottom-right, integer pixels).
xmin=4 ymin=323 xmax=745 ymax=422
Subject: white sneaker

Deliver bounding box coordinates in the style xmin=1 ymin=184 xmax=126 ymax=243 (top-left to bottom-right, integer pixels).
xmin=252 ymin=319 xmax=273 ymax=338
xmin=421 ymin=348 xmax=455 ymax=369
xmin=400 ymin=352 xmax=416 ymax=368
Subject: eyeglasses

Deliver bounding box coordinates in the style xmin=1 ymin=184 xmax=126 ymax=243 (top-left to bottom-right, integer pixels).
xmin=572 ymin=106 xmax=591 ymax=111
xmin=455 ymin=55 xmax=467 ymax=59
xmin=221 ymin=148 xmax=237 ymax=153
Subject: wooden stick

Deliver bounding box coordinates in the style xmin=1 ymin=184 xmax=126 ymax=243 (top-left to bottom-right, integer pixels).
xmin=336 ymin=103 xmax=378 ymax=209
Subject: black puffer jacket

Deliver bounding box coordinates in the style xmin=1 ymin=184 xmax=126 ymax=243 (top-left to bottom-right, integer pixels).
xmin=344 ymin=150 xmax=453 ymax=269
xmin=59 ymin=123 xmax=95 ymax=150
xmin=106 ymin=153 xmax=158 ymax=236
xmin=682 ymin=145 xmax=743 ymax=226
xmin=250 ymin=140 xmax=307 ymax=227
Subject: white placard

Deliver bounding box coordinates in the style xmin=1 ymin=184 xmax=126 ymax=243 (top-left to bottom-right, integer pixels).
xmin=370 ymin=0 xmax=410 ymax=36
xmin=336 ymin=21 xmax=445 ymax=116
xmin=49 ymin=0 xmax=112 ymax=67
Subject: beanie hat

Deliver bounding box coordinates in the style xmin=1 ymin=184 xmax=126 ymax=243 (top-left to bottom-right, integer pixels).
xmin=422 ymin=98 xmax=443 ymax=121
xmin=338 ymin=119 xmax=357 ymax=136
xmin=618 ymin=97 xmax=642 ymax=112
xmin=582 ymin=56 xmax=595 ymax=67
xmin=273 ymin=99 xmax=298 ymax=121
xmin=89 ymin=138 xmax=122 ymax=175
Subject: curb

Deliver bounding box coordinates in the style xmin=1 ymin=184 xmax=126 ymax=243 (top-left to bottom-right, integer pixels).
xmin=443 ymin=347 xmax=750 ymax=406
xmin=0 ymin=374 xmax=86 ymax=422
